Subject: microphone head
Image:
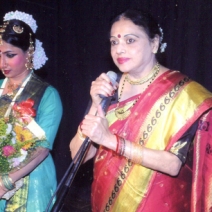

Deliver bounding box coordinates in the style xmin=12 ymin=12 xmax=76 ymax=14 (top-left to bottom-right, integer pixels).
xmin=107 ymin=71 xmax=117 ymax=86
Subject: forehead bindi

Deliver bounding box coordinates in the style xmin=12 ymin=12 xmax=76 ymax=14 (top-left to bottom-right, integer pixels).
xmin=111 ymin=19 xmax=144 ymax=36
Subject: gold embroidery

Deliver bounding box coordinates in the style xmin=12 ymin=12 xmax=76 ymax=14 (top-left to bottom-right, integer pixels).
xmin=139 ymin=77 xmax=190 ymax=145
xmin=170 ymin=141 xmax=187 ymax=155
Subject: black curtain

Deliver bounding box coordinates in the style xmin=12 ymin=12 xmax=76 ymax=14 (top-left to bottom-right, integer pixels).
xmin=0 ymin=0 xmax=212 ymax=211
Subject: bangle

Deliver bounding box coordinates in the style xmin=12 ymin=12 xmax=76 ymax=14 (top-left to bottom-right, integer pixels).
xmin=114 ymin=134 xmax=126 ymax=156
xmin=131 ymin=143 xmax=143 ymax=165
xmin=120 ymin=137 xmax=126 ymax=156
xmin=115 ymin=134 xmax=119 ymax=153
xmin=1 ymin=174 xmax=15 ymax=190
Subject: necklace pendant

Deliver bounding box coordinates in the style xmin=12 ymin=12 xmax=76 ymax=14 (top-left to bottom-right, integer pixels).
xmin=7 ymin=91 xmax=14 ymax=96
xmin=115 ymin=107 xmax=131 ymax=120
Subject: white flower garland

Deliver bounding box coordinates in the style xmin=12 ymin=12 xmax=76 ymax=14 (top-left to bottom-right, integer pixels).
xmin=159 ymin=26 xmax=167 ymax=53
xmin=34 ymin=40 xmax=48 ymax=70
xmin=4 ymin=10 xmax=37 ymax=33
xmin=3 ymin=10 xmax=48 ymax=70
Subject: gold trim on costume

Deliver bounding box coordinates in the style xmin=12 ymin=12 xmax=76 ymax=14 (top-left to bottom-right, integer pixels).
xmin=170 ymin=141 xmax=187 ymax=155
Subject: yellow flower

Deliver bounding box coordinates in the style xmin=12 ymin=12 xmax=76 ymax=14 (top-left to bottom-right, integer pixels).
xmin=14 ymin=124 xmax=33 ymax=142
xmin=22 ymin=142 xmax=34 ymax=150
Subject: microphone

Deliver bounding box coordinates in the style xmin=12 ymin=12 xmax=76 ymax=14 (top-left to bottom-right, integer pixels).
xmin=99 ymin=71 xmax=117 ymax=115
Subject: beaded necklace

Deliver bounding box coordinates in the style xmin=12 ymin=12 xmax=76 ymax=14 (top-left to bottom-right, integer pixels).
xmin=115 ymin=63 xmax=160 ymax=120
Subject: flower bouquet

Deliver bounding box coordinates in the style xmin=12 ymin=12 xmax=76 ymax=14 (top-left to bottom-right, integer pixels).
xmin=0 ymin=99 xmax=46 ymax=199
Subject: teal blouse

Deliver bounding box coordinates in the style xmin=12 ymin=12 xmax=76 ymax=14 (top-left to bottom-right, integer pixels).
xmin=0 ymin=79 xmax=63 ymax=212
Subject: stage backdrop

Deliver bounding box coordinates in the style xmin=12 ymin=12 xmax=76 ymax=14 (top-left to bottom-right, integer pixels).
xmin=0 ymin=0 xmax=212 ymax=211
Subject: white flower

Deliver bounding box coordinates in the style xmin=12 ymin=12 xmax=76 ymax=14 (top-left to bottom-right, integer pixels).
xmin=33 ymin=40 xmax=48 ymax=70
xmin=9 ymin=149 xmax=28 ymax=168
xmin=11 ymin=132 xmax=16 ymax=144
xmin=4 ymin=10 xmax=37 ymax=33
xmin=6 ymin=123 xmax=12 ymax=134
xmin=160 ymin=43 xmax=167 ymax=53
xmin=18 ymin=149 xmax=28 ymax=162
xmin=158 ymin=25 xmax=167 ymax=53
xmin=159 ymin=27 xmax=164 ymax=43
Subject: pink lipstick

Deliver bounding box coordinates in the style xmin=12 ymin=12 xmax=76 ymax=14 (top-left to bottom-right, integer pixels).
xmin=3 ymin=70 xmax=10 ymax=75
xmin=117 ymin=57 xmax=130 ymax=64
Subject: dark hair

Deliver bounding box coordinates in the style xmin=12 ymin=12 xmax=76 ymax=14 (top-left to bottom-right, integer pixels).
xmin=111 ymin=9 xmax=161 ymax=40
xmin=1 ymin=19 xmax=35 ymax=52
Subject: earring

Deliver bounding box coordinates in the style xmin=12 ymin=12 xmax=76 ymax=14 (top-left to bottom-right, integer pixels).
xmin=153 ymin=49 xmax=158 ymax=54
xmin=25 ymin=33 xmax=34 ymax=70
xmin=0 ymin=21 xmax=9 ymax=45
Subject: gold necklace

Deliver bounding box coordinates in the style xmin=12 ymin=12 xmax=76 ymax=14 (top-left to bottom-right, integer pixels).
xmin=115 ymin=76 xmax=140 ymax=120
xmin=115 ymin=63 xmax=160 ymax=120
xmin=7 ymin=81 xmax=21 ymax=96
xmin=125 ymin=62 xmax=160 ymax=85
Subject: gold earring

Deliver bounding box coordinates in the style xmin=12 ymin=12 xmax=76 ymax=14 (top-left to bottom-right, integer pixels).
xmin=0 ymin=21 xmax=9 ymax=45
xmin=25 ymin=33 xmax=34 ymax=70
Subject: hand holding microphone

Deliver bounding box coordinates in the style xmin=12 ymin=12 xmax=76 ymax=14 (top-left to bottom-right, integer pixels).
xmin=90 ymin=71 xmax=118 ymax=111
xmin=81 ymin=71 xmax=118 ymax=145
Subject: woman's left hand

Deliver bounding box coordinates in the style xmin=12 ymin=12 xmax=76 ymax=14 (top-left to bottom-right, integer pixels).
xmin=0 ymin=187 xmax=7 ymax=198
xmin=81 ymin=105 xmax=115 ymax=149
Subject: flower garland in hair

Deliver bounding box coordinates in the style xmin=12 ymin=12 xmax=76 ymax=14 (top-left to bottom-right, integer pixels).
xmin=33 ymin=40 xmax=48 ymax=70
xmin=4 ymin=11 xmax=37 ymax=33
xmin=158 ymin=25 xmax=167 ymax=53
xmin=3 ymin=10 xmax=48 ymax=70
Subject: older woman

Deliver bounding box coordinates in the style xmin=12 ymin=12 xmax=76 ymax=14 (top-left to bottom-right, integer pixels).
xmin=0 ymin=11 xmax=62 ymax=211
xmin=70 ymin=10 xmax=212 ymax=212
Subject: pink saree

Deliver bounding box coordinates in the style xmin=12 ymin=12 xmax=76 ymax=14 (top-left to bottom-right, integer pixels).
xmin=91 ymin=71 xmax=212 ymax=212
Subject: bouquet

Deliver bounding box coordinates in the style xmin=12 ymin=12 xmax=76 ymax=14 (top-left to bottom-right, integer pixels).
xmin=0 ymin=99 xmax=46 ymax=199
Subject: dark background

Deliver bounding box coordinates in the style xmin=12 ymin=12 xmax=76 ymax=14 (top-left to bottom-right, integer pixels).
xmin=0 ymin=0 xmax=212 ymax=211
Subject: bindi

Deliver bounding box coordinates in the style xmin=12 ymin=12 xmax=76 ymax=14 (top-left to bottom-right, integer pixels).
xmin=117 ymin=34 xmax=121 ymax=38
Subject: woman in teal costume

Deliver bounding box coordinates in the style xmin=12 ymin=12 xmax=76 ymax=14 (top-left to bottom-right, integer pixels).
xmin=0 ymin=11 xmax=62 ymax=211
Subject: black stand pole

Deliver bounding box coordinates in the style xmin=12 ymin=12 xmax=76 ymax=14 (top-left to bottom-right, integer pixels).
xmin=45 ymin=137 xmax=91 ymax=212
xmin=46 ymin=92 xmax=116 ymax=211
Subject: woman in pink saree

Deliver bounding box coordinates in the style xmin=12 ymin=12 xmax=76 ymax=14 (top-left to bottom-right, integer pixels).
xmin=70 ymin=9 xmax=212 ymax=212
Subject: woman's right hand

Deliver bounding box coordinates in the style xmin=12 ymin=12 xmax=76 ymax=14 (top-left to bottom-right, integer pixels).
xmin=90 ymin=73 xmax=118 ymax=109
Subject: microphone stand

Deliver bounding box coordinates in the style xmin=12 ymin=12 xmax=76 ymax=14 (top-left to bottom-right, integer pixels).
xmin=46 ymin=89 xmax=117 ymax=211
xmin=46 ymin=137 xmax=92 ymax=212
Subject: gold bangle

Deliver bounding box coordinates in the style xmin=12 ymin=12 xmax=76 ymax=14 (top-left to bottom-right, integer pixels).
xmin=131 ymin=143 xmax=143 ymax=165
